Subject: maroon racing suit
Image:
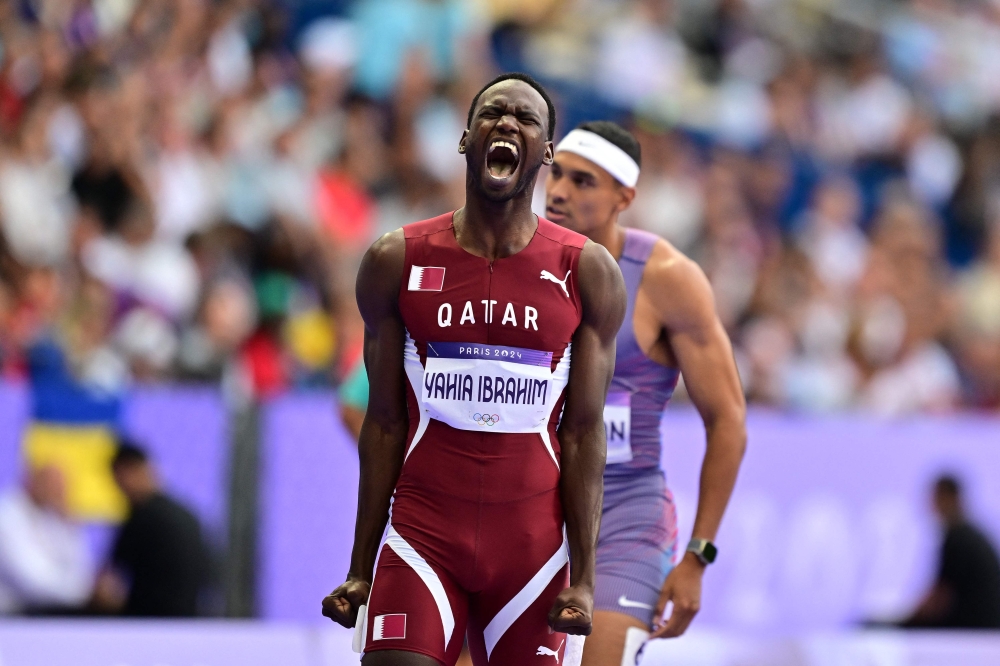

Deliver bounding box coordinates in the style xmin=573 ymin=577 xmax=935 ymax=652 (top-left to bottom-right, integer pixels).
xmin=362 ymin=212 xmax=586 ymax=666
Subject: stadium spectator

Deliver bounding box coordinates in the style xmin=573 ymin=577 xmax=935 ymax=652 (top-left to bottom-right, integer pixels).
xmin=94 ymin=441 xmax=210 ymax=617
xmin=0 ymin=466 xmax=93 ymax=615
xmin=902 ymin=475 xmax=1000 ymax=629
xmin=952 ymin=216 xmax=1000 ymax=408
xmin=0 ymin=0 xmax=996 ymax=413
xmin=349 ymin=0 xmax=480 ymax=100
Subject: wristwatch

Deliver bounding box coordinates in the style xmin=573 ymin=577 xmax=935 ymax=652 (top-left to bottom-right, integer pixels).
xmin=686 ymin=538 xmax=718 ymax=565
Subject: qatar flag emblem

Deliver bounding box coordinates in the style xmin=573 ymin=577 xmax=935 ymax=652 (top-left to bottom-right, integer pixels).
xmin=373 ymin=613 xmax=406 ymax=640
xmin=408 ymin=266 xmax=446 ymax=292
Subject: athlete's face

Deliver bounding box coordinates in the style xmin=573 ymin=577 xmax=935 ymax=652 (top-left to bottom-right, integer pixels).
xmin=461 ymin=81 xmax=553 ymax=202
xmin=545 ymin=151 xmax=635 ymax=237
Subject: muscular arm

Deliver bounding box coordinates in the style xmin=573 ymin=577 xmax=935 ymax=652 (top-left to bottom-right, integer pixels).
xmin=322 ymin=231 xmax=408 ymax=628
xmin=647 ymin=248 xmax=747 ymax=638
xmin=662 ymin=255 xmax=747 ymax=547
xmin=550 ymin=240 xmax=626 ymax=635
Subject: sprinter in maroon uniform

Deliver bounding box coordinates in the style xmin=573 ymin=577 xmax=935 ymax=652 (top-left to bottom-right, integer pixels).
xmin=322 ymin=73 xmax=626 ymax=666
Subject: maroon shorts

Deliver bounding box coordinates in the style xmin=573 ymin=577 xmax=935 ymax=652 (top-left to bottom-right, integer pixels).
xmin=363 ymin=425 xmax=570 ymax=665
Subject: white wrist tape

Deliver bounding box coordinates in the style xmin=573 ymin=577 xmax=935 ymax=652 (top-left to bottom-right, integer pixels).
xmin=564 ymin=634 xmax=587 ymax=666
xmin=352 ymin=604 xmax=368 ymax=653
xmin=555 ymin=129 xmax=640 ymax=187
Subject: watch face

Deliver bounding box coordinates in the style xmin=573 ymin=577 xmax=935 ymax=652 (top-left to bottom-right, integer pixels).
xmin=703 ymin=542 xmax=718 ymax=563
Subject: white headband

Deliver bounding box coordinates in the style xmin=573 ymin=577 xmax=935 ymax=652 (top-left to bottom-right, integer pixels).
xmin=554 ymin=129 xmax=640 ymax=187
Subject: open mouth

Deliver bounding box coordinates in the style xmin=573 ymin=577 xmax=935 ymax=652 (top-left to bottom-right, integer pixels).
xmin=486 ymin=139 xmax=520 ymax=180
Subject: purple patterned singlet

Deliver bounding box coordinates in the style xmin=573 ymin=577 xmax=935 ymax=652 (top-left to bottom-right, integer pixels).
xmin=605 ymin=228 xmax=681 ymax=478
xmin=595 ymin=228 xmax=682 ymax=627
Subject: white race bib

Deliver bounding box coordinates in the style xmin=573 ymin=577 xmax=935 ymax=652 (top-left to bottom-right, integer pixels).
xmin=604 ymin=392 xmax=632 ymax=464
xmin=422 ymin=342 xmax=566 ymax=434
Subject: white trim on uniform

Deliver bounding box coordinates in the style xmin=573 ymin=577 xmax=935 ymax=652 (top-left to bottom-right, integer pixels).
xmin=403 ymin=330 xmax=431 ymax=461
xmin=359 ymin=522 xmax=397 ymax=655
xmin=538 ymin=429 xmax=558 ymax=469
xmin=482 ymin=533 xmax=570 ymax=659
xmin=385 ymin=525 xmax=456 ymax=651
xmin=538 ymin=343 xmax=572 ymax=468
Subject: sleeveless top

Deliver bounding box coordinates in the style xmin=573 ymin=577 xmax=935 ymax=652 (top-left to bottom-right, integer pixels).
xmin=603 ymin=228 xmax=681 ymax=480
xmin=395 ymin=212 xmax=586 ymax=504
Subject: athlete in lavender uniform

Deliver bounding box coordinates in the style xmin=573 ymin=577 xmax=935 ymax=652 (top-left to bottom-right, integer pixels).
xmin=546 ymin=122 xmax=747 ymax=666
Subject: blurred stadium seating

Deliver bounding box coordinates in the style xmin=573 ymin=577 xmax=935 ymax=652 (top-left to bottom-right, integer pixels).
xmin=1 ymin=0 xmax=999 ymax=412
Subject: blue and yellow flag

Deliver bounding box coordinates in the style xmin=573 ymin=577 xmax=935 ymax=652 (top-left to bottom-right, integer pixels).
xmin=22 ymin=423 xmax=127 ymax=522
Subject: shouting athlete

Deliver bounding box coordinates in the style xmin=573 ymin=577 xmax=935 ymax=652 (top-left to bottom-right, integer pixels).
xmin=322 ymin=74 xmax=626 ymax=666
xmin=546 ymin=122 xmax=747 ymax=665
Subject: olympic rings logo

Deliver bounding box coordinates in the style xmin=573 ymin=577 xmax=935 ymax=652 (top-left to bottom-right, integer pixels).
xmin=473 ymin=413 xmax=500 ymax=426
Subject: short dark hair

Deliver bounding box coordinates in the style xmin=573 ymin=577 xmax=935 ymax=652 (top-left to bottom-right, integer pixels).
xmin=112 ymin=438 xmax=149 ymax=469
xmin=576 ymin=120 xmax=641 ymax=168
xmin=467 ymin=72 xmax=556 ymax=140
xmin=935 ymin=474 xmax=962 ymax=498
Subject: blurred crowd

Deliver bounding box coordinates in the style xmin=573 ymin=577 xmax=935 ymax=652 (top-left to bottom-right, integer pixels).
xmin=0 ymin=441 xmax=210 ymax=617
xmin=0 ymin=0 xmax=999 ymax=413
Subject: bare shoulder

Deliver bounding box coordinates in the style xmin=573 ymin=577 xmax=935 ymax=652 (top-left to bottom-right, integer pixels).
xmin=356 ymin=229 xmax=405 ymax=317
xmin=579 ymin=238 xmax=620 ymax=280
xmin=641 ymin=238 xmax=716 ymax=327
xmin=577 ymin=239 xmax=626 ymax=328
xmin=362 ymin=229 xmax=405 ymax=271
xmin=578 ymin=239 xmax=625 ymax=300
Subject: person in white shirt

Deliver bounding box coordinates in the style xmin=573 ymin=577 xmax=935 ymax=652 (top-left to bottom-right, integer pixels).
xmin=0 ymin=466 xmax=94 ymax=614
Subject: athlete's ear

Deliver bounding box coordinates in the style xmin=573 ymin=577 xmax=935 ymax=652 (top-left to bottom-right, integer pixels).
xmin=615 ymin=185 xmax=637 ymax=213
xmin=542 ymin=141 xmax=554 ymax=166
xmin=458 ymin=129 xmax=469 ymax=154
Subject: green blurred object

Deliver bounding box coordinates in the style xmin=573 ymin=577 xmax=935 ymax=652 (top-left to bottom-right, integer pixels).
xmin=339 ymin=359 xmax=369 ymax=411
xmin=254 ymin=272 xmax=294 ymax=319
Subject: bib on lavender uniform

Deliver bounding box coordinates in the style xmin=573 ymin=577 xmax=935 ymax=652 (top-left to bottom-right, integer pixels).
xmin=605 ymin=228 xmax=681 ymax=475
xmin=603 ymin=392 xmax=633 ymax=464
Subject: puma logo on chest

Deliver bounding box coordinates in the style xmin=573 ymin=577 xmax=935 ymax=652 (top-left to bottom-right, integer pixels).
xmin=540 ymin=270 xmax=571 ymax=298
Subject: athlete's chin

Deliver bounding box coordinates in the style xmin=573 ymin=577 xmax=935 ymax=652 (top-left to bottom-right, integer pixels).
xmin=477 ymin=174 xmax=528 ymax=202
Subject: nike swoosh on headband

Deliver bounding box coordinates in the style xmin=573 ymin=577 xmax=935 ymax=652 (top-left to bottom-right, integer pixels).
xmin=617 ymin=595 xmax=654 ymax=610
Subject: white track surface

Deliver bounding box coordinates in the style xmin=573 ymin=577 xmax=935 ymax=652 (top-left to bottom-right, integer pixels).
xmin=2 ymin=621 xmax=1000 ymax=665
